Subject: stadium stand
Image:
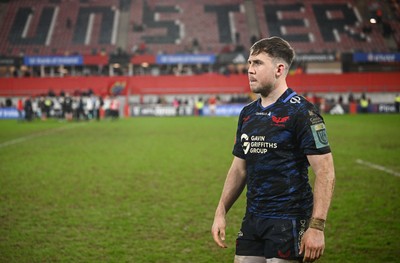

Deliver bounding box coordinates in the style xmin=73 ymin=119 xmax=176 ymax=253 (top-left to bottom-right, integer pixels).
xmin=0 ymin=0 xmax=399 ymax=56
xmin=254 ymin=0 xmax=393 ymax=53
xmin=128 ymin=0 xmax=249 ymax=55
xmin=0 ymin=0 xmax=120 ymax=55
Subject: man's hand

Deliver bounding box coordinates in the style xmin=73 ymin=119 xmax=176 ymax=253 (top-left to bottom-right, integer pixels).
xmin=300 ymin=228 xmax=325 ymax=262
xmin=211 ymin=216 xmax=228 ymax=248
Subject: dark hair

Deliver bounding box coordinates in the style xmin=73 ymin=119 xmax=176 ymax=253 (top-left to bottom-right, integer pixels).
xmin=249 ymin=36 xmax=295 ymax=67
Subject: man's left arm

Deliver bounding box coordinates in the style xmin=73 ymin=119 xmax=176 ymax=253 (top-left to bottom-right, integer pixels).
xmin=300 ymin=152 xmax=335 ymax=262
xmin=308 ymin=152 xmax=335 ymax=220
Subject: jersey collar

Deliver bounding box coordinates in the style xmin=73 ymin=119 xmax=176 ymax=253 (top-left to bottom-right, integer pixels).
xmin=257 ymin=88 xmax=297 ymax=110
xmin=281 ymin=88 xmax=297 ymax=103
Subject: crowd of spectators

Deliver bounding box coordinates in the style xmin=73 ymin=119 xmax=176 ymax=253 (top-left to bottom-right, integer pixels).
xmin=0 ymin=89 xmax=255 ymax=120
xmin=2 ymin=90 xmax=121 ymax=122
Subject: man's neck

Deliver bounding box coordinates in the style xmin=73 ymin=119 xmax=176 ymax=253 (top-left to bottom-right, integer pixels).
xmin=260 ymin=84 xmax=288 ymax=108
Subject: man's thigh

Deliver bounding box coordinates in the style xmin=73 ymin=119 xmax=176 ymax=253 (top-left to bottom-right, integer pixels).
xmin=235 ymin=214 xmax=307 ymax=260
xmin=234 ymin=255 xmax=265 ymax=263
xmin=234 ymin=256 xmax=301 ymax=263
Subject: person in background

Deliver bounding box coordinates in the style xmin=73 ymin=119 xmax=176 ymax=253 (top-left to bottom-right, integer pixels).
xmin=63 ymin=93 xmax=73 ymax=121
xmin=195 ymin=97 xmax=204 ymax=116
xmin=94 ymin=95 xmax=103 ymax=121
xmin=103 ymin=96 xmax=111 ymax=118
xmin=208 ymin=95 xmax=217 ymax=116
xmin=17 ymin=98 xmax=24 ymax=121
xmin=75 ymin=95 xmax=86 ymax=121
xmin=52 ymin=96 xmax=62 ymax=120
xmin=110 ymin=96 xmax=120 ymax=120
xmin=43 ymin=96 xmax=53 ymax=120
xmin=211 ymin=37 xmax=335 ymax=263
xmin=24 ymin=97 xmax=33 ymax=121
xmin=31 ymin=97 xmax=39 ymax=119
xmin=395 ymin=94 xmax=400 ymax=113
xmin=359 ymin=93 xmax=369 ymax=113
xmin=173 ymin=97 xmax=181 ymax=116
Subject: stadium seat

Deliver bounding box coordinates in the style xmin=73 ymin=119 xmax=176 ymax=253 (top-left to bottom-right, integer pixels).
xmin=0 ymin=0 xmax=398 ymax=56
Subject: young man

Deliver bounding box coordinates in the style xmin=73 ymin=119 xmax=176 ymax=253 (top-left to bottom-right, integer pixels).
xmin=211 ymin=37 xmax=335 ymax=263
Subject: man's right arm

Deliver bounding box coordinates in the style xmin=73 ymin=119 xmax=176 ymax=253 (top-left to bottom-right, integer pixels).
xmin=211 ymin=156 xmax=247 ymax=248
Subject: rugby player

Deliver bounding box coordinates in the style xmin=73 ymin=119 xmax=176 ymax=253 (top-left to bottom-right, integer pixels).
xmin=211 ymin=37 xmax=335 ymax=263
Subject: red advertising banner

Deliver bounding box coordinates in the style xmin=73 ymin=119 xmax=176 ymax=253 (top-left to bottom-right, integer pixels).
xmin=82 ymin=55 xmax=109 ymax=65
xmin=0 ymin=73 xmax=399 ymax=97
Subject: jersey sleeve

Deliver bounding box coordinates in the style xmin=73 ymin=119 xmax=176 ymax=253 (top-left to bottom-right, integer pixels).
xmin=232 ymin=109 xmax=246 ymax=159
xmin=294 ymin=103 xmax=331 ymax=155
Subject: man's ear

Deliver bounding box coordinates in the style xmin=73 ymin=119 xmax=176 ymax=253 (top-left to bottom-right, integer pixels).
xmin=276 ymin=63 xmax=285 ymax=76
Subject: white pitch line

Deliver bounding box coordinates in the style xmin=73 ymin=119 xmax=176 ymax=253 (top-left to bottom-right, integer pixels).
xmin=356 ymin=159 xmax=400 ymax=177
xmin=0 ymin=124 xmax=81 ymax=149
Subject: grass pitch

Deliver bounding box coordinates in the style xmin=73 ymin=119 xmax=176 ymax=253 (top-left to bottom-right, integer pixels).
xmin=0 ymin=114 xmax=399 ymax=262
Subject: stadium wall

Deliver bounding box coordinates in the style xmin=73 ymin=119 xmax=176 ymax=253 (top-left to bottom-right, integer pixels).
xmin=0 ymin=72 xmax=399 ymax=97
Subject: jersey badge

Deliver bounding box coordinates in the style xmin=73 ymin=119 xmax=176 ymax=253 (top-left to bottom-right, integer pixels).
xmin=311 ymin=123 xmax=329 ymax=148
xmin=289 ymin=95 xmax=301 ymax=104
xmin=272 ymin=115 xmax=289 ymax=123
xmin=271 ymin=115 xmax=290 ymax=127
xmin=308 ymin=110 xmax=323 ymax=125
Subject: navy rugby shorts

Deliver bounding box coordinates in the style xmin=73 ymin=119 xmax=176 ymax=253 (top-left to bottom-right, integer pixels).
xmin=235 ymin=213 xmax=308 ymax=260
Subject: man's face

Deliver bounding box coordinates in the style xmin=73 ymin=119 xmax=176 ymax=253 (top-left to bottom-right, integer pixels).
xmin=247 ymin=52 xmax=277 ymax=96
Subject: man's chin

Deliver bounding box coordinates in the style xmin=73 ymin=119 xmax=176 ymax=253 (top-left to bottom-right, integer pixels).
xmin=251 ymin=87 xmax=270 ymax=97
xmin=249 ymin=85 xmax=258 ymax=93
xmin=250 ymin=87 xmax=261 ymax=94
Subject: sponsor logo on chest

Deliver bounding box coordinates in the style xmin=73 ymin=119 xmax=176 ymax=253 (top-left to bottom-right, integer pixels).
xmin=241 ymin=134 xmax=277 ymax=154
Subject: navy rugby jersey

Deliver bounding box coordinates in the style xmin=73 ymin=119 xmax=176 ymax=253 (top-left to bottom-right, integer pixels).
xmin=233 ymin=88 xmax=331 ymax=218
